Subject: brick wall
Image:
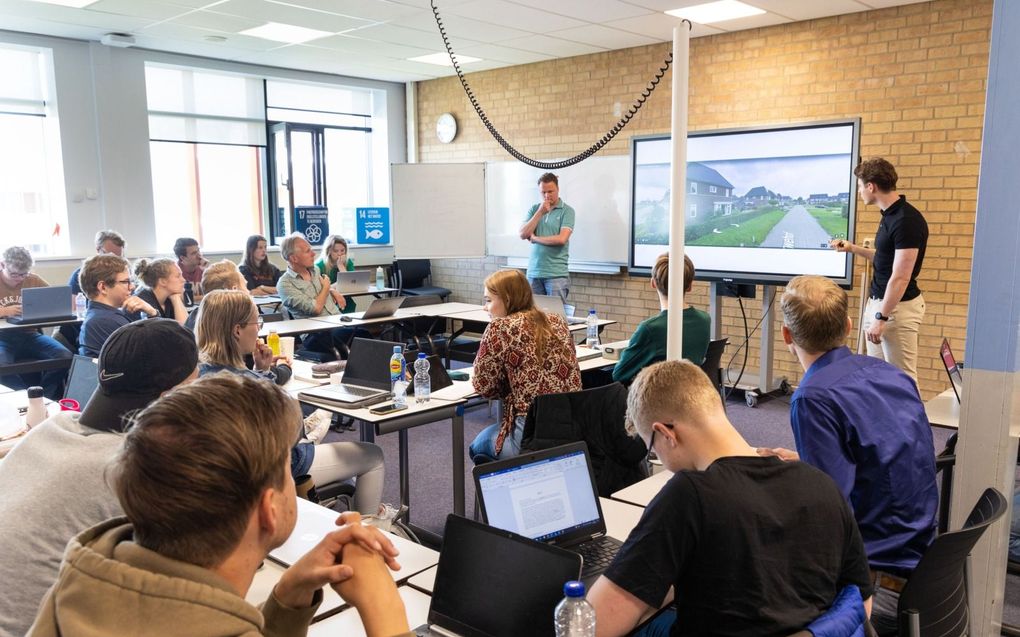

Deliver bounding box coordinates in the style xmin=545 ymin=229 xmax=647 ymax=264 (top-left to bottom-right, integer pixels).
xmin=415 ymin=0 xmax=990 ymax=400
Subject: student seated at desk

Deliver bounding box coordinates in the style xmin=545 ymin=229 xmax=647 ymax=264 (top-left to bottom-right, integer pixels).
xmin=184 ymin=259 xmax=246 ymax=331
xmin=131 ymin=257 xmax=188 ymax=325
xmin=68 ymin=229 xmax=126 ymax=296
xmin=316 ymin=234 xmax=358 ymax=314
xmin=0 ymin=245 xmax=72 ymax=399
xmin=0 ymin=319 xmax=198 ymax=637
xmin=240 ymin=234 xmax=282 ymax=297
xmin=612 ymin=253 xmax=710 ymax=385
xmin=587 ymin=360 xmax=873 ymax=637
xmin=469 ymin=269 xmax=581 ymax=462
xmin=173 ymin=236 xmax=208 ymax=302
xmin=196 ymin=289 xmax=385 ymax=515
xmin=27 ymin=373 xmax=411 ymax=637
xmin=78 ymin=254 xmax=159 ymax=357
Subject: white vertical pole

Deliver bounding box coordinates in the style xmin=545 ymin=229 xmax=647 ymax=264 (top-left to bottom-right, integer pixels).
xmin=666 ymin=23 xmax=690 ymax=361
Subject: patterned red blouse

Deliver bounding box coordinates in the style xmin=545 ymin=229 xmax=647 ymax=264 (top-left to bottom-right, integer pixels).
xmin=472 ymin=311 xmax=582 ymax=454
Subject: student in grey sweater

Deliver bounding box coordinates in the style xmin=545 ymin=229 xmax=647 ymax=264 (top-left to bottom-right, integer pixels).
xmin=0 ymin=319 xmax=198 ymax=637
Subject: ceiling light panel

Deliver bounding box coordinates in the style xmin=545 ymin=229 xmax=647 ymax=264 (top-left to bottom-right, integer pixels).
xmin=408 ymin=52 xmax=483 ymax=66
xmin=239 ymin=22 xmax=333 ymax=44
xmin=665 ymin=1 xmax=766 ymax=23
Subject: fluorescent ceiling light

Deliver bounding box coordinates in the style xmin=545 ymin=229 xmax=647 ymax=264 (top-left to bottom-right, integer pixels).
xmin=665 ymin=1 xmax=766 ymax=24
xmin=408 ymin=52 xmax=482 ymax=67
xmin=238 ymin=22 xmax=332 ymax=44
xmin=24 ymin=0 xmax=96 ymax=7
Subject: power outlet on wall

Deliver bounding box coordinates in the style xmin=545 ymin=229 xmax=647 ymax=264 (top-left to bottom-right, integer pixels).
xmin=863 ymin=237 xmax=873 ymax=248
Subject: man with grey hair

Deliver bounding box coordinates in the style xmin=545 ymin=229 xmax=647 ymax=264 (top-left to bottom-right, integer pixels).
xmin=277 ymin=233 xmax=353 ymax=357
xmin=68 ymin=230 xmax=126 ymax=296
xmin=587 ymin=359 xmax=872 ymax=637
xmin=0 ymin=246 xmax=72 ymax=398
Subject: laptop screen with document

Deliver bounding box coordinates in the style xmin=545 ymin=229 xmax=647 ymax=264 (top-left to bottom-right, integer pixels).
xmin=940 ymin=338 xmax=963 ymax=403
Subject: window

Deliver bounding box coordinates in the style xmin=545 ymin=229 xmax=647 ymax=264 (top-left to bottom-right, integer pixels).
xmin=689 ymin=203 xmax=698 ymax=218
xmin=709 ymin=185 xmax=717 ymax=193
xmin=690 ymin=182 xmax=697 ymax=194
xmin=145 ymin=64 xmax=267 ymax=252
xmin=0 ymin=45 xmax=68 ymax=256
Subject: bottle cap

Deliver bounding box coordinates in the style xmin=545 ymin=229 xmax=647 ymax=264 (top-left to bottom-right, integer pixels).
xmin=563 ymin=580 xmax=585 ymax=597
xmin=589 ymin=308 xmax=596 ymax=314
xmin=393 ymin=345 xmax=402 ymax=353
xmin=27 ymin=386 xmax=44 ymax=399
xmin=418 ymin=352 xmax=427 ymax=359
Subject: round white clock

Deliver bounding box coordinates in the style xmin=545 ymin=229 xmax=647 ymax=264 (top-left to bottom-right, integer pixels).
xmin=436 ymin=112 xmax=457 ymax=144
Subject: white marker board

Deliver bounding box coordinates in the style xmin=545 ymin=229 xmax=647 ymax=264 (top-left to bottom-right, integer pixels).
xmin=390 ymin=163 xmax=486 ymax=259
xmin=485 ymin=155 xmax=631 ymax=265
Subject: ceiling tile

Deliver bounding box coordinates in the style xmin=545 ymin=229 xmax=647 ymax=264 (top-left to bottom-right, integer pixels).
xmin=204 ymin=0 xmax=373 ymax=32
xmin=508 ymin=0 xmax=653 ymax=22
xmin=164 ymin=9 xmax=263 ymax=32
xmin=709 ymin=11 xmax=791 ymax=31
xmin=138 ymin=22 xmax=280 ymax=49
xmin=352 ymin=23 xmax=483 ymax=50
xmin=264 ymin=0 xmax=422 ymax=22
xmin=85 ymin=0 xmax=193 ymax=21
xmin=745 ymin=0 xmax=869 ymax=21
xmin=444 ymin=0 xmax=586 ymax=33
xmin=548 ymin=23 xmax=660 ymax=49
xmin=455 ymin=42 xmax=553 ymax=65
xmin=606 ymin=13 xmax=723 ymax=39
xmin=306 ymin=34 xmax=432 ymax=60
xmin=392 ymin=11 xmax=531 ymax=42
xmin=497 ymin=33 xmax=607 ymax=57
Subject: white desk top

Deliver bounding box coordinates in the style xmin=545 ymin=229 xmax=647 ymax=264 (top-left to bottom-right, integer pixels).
xmin=245 ymin=560 xmax=346 ymax=620
xmin=404 ymin=302 xmax=484 ymax=316
xmin=295 ymin=385 xmax=465 ymax=422
xmin=925 ymin=388 xmax=960 ymax=429
xmin=259 ymin=318 xmax=339 ymax=338
xmin=611 ymin=468 xmax=673 ymax=508
xmin=0 ymin=317 xmax=80 ymax=330
xmin=307 ymin=585 xmax=431 ymax=635
xmin=311 ymin=308 xmax=417 ymax=328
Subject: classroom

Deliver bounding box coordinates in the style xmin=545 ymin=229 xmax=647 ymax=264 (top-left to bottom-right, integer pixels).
xmin=0 ymin=0 xmax=1018 ymax=635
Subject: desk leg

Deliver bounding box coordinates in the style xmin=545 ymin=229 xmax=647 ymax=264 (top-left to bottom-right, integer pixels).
xmin=399 ymin=428 xmax=410 ymax=521
xmin=452 ymin=405 xmax=465 ymax=516
xmin=360 ymin=420 xmax=374 ymax=444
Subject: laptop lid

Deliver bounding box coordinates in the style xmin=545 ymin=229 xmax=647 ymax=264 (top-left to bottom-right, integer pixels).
xmin=473 ymin=442 xmax=608 ymax=548
xmin=402 ymin=352 xmax=453 ymax=394
xmin=940 ymin=338 xmax=963 ymax=403
xmin=333 ymin=270 xmax=371 ymax=293
xmin=65 ymin=355 xmax=99 ymax=407
xmin=342 ymin=337 xmax=402 ymax=390
xmin=19 ymin=285 xmax=73 ymax=320
xmin=359 ymin=296 xmax=405 ymax=319
xmin=533 ymin=294 xmax=566 ymax=318
xmin=427 ymin=514 xmax=582 ymax=637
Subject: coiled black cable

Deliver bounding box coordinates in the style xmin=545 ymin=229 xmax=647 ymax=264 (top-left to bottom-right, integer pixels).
xmin=430 ymin=0 xmax=688 ymax=170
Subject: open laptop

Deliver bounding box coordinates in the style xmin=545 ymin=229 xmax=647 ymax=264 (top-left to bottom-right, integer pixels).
xmin=64 ymin=355 xmax=99 ymax=407
xmin=940 ymin=338 xmax=963 ymax=403
xmin=473 ymin=442 xmax=622 ymax=585
xmin=415 ymin=514 xmax=582 ymax=637
xmin=297 ymin=338 xmax=397 ymax=408
xmin=402 ymin=352 xmax=453 ymax=395
xmin=332 ymin=270 xmax=372 ymax=294
xmin=533 ymin=294 xmax=586 ymax=325
xmin=346 ymin=296 xmax=405 ymax=320
xmin=6 ymin=285 xmax=76 ymax=325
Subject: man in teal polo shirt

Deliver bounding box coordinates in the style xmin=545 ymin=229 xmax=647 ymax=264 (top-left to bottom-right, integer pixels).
xmin=519 ymin=172 xmax=575 ymax=301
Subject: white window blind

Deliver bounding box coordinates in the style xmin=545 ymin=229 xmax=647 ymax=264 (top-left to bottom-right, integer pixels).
xmin=0 ymin=46 xmax=47 ymax=115
xmin=145 ymin=64 xmax=266 ymax=146
xmin=266 ymin=79 xmax=372 ymax=117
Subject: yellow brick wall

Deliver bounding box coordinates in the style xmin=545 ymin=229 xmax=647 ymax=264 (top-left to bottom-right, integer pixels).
xmin=415 ymin=0 xmax=990 ymax=401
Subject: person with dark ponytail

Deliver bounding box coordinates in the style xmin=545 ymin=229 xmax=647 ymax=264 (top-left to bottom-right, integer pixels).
xmin=132 ymin=258 xmax=188 ymax=325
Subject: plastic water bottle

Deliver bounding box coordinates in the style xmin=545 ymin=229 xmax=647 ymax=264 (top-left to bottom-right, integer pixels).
xmin=585 ymin=309 xmax=600 ymax=349
xmin=413 ymin=353 xmax=431 ymax=403
xmin=390 ymin=346 xmax=407 ymax=407
xmin=74 ymin=293 xmax=87 ymax=319
xmin=554 ymin=581 xmax=596 ymax=637
xmin=376 ymin=266 xmax=385 ymax=289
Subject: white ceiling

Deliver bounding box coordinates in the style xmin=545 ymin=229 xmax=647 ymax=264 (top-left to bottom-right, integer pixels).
xmin=0 ymin=0 xmax=931 ymax=82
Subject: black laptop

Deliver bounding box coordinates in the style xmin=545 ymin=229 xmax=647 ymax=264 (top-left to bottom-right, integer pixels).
xmin=64 ymin=355 xmax=99 ymax=407
xmin=473 ymin=442 xmax=622 ymax=585
xmin=297 ymin=338 xmax=398 ymax=408
xmin=6 ymin=285 xmax=75 ymax=325
xmin=940 ymin=338 xmax=963 ymax=403
xmin=415 ymin=514 xmax=582 ymax=637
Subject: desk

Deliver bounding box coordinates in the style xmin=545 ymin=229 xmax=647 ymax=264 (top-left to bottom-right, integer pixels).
xmin=0 ymin=318 xmax=79 ymax=376
xmin=611 ymin=469 xmax=673 ymax=508
xmin=0 ymin=392 xmax=59 ymax=457
xmin=259 ymin=318 xmax=340 ymax=338
xmin=307 ymin=586 xmax=432 ymax=635
xmin=925 ymin=388 xmax=960 ymax=429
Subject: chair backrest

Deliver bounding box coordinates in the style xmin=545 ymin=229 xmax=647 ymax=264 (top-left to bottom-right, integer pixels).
xmin=262 ymin=312 xmax=285 ymax=323
xmin=897 ymin=487 xmax=1007 ymax=637
xmin=393 ymin=259 xmax=432 ymax=291
xmin=700 ymin=338 xmax=728 ymax=401
xmin=398 ymin=294 xmax=443 ymax=308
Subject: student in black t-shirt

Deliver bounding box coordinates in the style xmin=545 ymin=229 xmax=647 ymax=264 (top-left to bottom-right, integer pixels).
xmin=830 ymin=157 xmax=927 ymax=382
xmin=587 ymin=360 xmax=873 ymax=637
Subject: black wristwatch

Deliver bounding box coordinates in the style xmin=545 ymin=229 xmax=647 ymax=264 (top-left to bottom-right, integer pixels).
xmin=874 ymin=311 xmax=890 ymax=322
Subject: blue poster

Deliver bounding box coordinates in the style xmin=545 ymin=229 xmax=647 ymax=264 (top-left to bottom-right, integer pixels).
xmin=295 ymin=206 xmax=329 ymax=245
xmin=356 ymin=207 xmax=391 ymax=245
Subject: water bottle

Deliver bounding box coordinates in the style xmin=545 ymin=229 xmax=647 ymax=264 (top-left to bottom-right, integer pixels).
xmin=267 ymin=328 xmax=280 ymax=357
xmin=585 ymin=309 xmax=600 ymax=349
xmin=375 ymin=266 xmax=385 ymax=289
xmin=554 ymin=580 xmax=596 ymax=637
xmin=26 ymin=386 xmax=47 ymax=429
xmin=413 ymin=353 xmax=431 ymax=404
xmin=75 ymin=293 xmax=87 ymax=319
xmin=390 ymin=346 xmax=407 ymax=407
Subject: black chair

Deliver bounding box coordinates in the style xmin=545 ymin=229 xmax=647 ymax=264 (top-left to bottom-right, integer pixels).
xmin=393 ymin=294 xmax=446 ymax=354
xmin=700 ymin=338 xmax=728 ymax=406
xmin=895 ymin=487 xmax=1007 ymax=637
xmin=391 ymin=259 xmax=451 ymax=300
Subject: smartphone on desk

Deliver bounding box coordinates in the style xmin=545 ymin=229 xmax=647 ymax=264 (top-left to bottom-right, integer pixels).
xmin=369 ymin=402 xmax=408 ymax=415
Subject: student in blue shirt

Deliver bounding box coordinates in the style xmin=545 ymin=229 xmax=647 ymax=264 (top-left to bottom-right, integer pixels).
xmin=763 ymin=274 xmax=937 ymax=636
xmin=78 ymin=254 xmax=158 ymax=357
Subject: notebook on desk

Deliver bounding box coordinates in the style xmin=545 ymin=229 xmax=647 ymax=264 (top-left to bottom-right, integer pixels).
xmin=473 ymin=442 xmax=622 ymax=586
xmin=6 ymin=286 xmax=75 ymax=325
xmin=297 ymin=338 xmax=398 ymax=408
xmin=415 ymin=514 xmax=581 ymax=637
xmin=533 ymin=295 xmax=587 ymax=325
xmin=346 ymin=296 xmax=405 ymax=320
xmin=940 ymin=338 xmax=963 ymax=403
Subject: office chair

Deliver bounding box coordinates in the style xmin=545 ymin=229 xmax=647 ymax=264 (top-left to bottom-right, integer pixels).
xmin=391 ymin=259 xmax=451 ymax=300
xmin=394 ymin=293 xmax=447 ymax=354
xmin=700 ymin=338 xmax=728 ymax=407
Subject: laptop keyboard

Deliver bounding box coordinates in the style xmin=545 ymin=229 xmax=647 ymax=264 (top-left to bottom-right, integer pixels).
xmin=576 ymin=536 xmax=622 ymax=573
xmin=342 ymin=385 xmax=382 ymax=397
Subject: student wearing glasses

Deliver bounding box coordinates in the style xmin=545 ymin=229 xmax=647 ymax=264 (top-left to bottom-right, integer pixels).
xmin=239 ymin=234 xmax=282 ymax=297
xmin=195 ymin=290 xmax=385 ymax=515
xmin=0 ymin=245 xmax=73 ymax=399
xmin=78 ymin=254 xmax=159 ymax=357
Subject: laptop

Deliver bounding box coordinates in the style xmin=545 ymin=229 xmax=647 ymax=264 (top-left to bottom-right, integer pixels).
xmin=473 ymin=442 xmax=622 ymax=585
xmin=940 ymin=338 xmax=963 ymax=403
xmin=415 ymin=514 xmax=582 ymax=637
xmin=402 ymin=352 xmax=453 ymax=395
xmin=64 ymin=355 xmax=99 ymax=407
xmin=6 ymin=285 xmax=76 ymax=325
xmin=332 ymin=270 xmax=372 ymax=294
xmin=533 ymin=295 xmax=587 ymax=325
xmin=347 ymin=296 xmax=405 ymax=320
xmin=297 ymin=338 xmax=397 ymax=408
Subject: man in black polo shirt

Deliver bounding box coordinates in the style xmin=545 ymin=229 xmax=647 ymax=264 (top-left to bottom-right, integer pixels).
xmin=831 ymin=157 xmax=927 ymax=382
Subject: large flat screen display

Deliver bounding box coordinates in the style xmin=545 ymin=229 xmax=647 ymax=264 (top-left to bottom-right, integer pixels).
xmin=630 ymin=119 xmax=860 ymax=286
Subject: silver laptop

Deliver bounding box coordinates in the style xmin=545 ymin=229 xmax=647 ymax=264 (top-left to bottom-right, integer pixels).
xmin=473 ymin=442 xmax=622 ymax=586
xmin=6 ymin=285 xmax=75 ymax=325
xmin=347 ymin=296 xmax=405 ymax=320
xmin=297 ymin=338 xmax=396 ymax=408
xmin=533 ymin=295 xmax=586 ymax=325
xmin=332 ymin=270 xmax=371 ymax=294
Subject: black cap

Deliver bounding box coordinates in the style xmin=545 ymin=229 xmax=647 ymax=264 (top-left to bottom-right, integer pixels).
xmin=80 ymin=319 xmax=199 ymax=432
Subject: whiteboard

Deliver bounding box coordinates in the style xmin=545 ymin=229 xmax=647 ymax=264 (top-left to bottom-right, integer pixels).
xmin=391 ymin=163 xmax=486 ymax=259
xmin=485 ymin=155 xmax=631 ymax=265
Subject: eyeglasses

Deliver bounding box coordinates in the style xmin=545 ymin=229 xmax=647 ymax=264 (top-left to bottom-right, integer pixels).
xmin=113 ymin=279 xmax=133 ymax=287
xmin=4 ymin=269 xmax=30 ymax=279
xmin=240 ymin=316 xmax=265 ymax=328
